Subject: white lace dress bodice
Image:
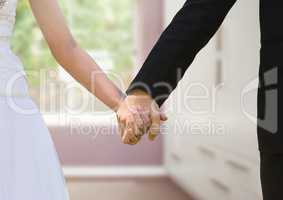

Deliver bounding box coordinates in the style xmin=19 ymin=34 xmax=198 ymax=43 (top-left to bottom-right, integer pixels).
xmin=0 ymin=0 xmax=28 ymax=97
xmin=0 ymin=0 xmax=17 ymax=42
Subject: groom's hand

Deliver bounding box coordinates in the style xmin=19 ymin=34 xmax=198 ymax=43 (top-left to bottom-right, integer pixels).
xmin=116 ymin=90 xmax=167 ymax=145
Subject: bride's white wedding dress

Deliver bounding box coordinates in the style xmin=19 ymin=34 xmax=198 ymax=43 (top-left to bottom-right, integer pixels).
xmin=0 ymin=0 xmax=69 ymax=199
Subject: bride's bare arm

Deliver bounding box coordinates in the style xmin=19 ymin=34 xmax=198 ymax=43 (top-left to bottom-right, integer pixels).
xmin=28 ymin=0 xmax=124 ymax=111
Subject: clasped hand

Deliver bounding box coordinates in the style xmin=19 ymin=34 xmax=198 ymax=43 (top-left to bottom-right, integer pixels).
xmin=116 ymin=90 xmax=167 ymax=145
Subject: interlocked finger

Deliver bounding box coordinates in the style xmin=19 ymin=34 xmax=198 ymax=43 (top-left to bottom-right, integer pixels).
xmin=122 ymin=117 xmax=140 ymax=145
xmin=148 ymin=107 xmax=161 ymax=141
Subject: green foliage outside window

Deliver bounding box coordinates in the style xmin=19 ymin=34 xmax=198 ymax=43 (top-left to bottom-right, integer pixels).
xmin=12 ymin=0 xmax=134 ymax=85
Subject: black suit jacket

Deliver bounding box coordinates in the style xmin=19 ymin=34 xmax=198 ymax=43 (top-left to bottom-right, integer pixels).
xmin=126 ymin=0 xmax=283 ymax=153
xmin=126 ymin=0 xmax=283 ymax=107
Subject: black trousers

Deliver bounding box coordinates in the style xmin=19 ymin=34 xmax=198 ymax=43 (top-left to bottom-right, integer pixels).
xmin=127 ymin=0 xmax=283 ymax=199
xmin=258 ymin=62 xmax=282 ymax=200
xmin=260 ymin=153 xmax=283 ymax=200
xmin=258 ymin=1 xmax=283 ymax=198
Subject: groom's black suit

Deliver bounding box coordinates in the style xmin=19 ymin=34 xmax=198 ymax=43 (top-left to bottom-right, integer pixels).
xmin=127 ymin=0 xmax=283 ymax=199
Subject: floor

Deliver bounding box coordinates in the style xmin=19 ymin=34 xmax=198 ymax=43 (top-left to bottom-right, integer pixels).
xmin=67 ymin=177 xmax=193 ymax=200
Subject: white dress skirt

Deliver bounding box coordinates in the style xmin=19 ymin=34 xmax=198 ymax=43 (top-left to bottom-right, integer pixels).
xmin=0 ymin=96 xmax=69 ymax=200
xmin=0 ymin=63 xmax=69 ymax=200
xmin=0 ymin=0 xmax=70 ymax=198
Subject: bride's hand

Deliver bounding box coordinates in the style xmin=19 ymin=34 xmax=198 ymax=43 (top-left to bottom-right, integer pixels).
xmin=116 ymin=99 xmax=145 ymax=145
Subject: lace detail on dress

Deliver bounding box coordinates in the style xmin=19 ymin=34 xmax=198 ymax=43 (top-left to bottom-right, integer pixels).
xmin=0 ymin=0 xmax=26 ymax=97
xmin=0 ymin=0 xmax=17 ymax=38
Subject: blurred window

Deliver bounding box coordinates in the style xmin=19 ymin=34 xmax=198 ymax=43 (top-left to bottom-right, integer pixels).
xmin=12 ymin=0 xmax=135 ymax=115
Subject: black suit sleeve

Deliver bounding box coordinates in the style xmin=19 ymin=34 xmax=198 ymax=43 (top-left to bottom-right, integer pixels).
xmin=127 ymin=0 xmax=237 ymax=106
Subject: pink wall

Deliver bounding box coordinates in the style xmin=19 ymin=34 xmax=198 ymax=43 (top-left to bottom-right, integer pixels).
xmin=134 ymin=0 xmax=164 ymax=70
xmin=49 ymin=124 xmax=163 ymax=166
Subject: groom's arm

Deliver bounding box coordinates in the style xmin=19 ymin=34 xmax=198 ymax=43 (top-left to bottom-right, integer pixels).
xmin=127 ymin=0 xmax=237 ymax=106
